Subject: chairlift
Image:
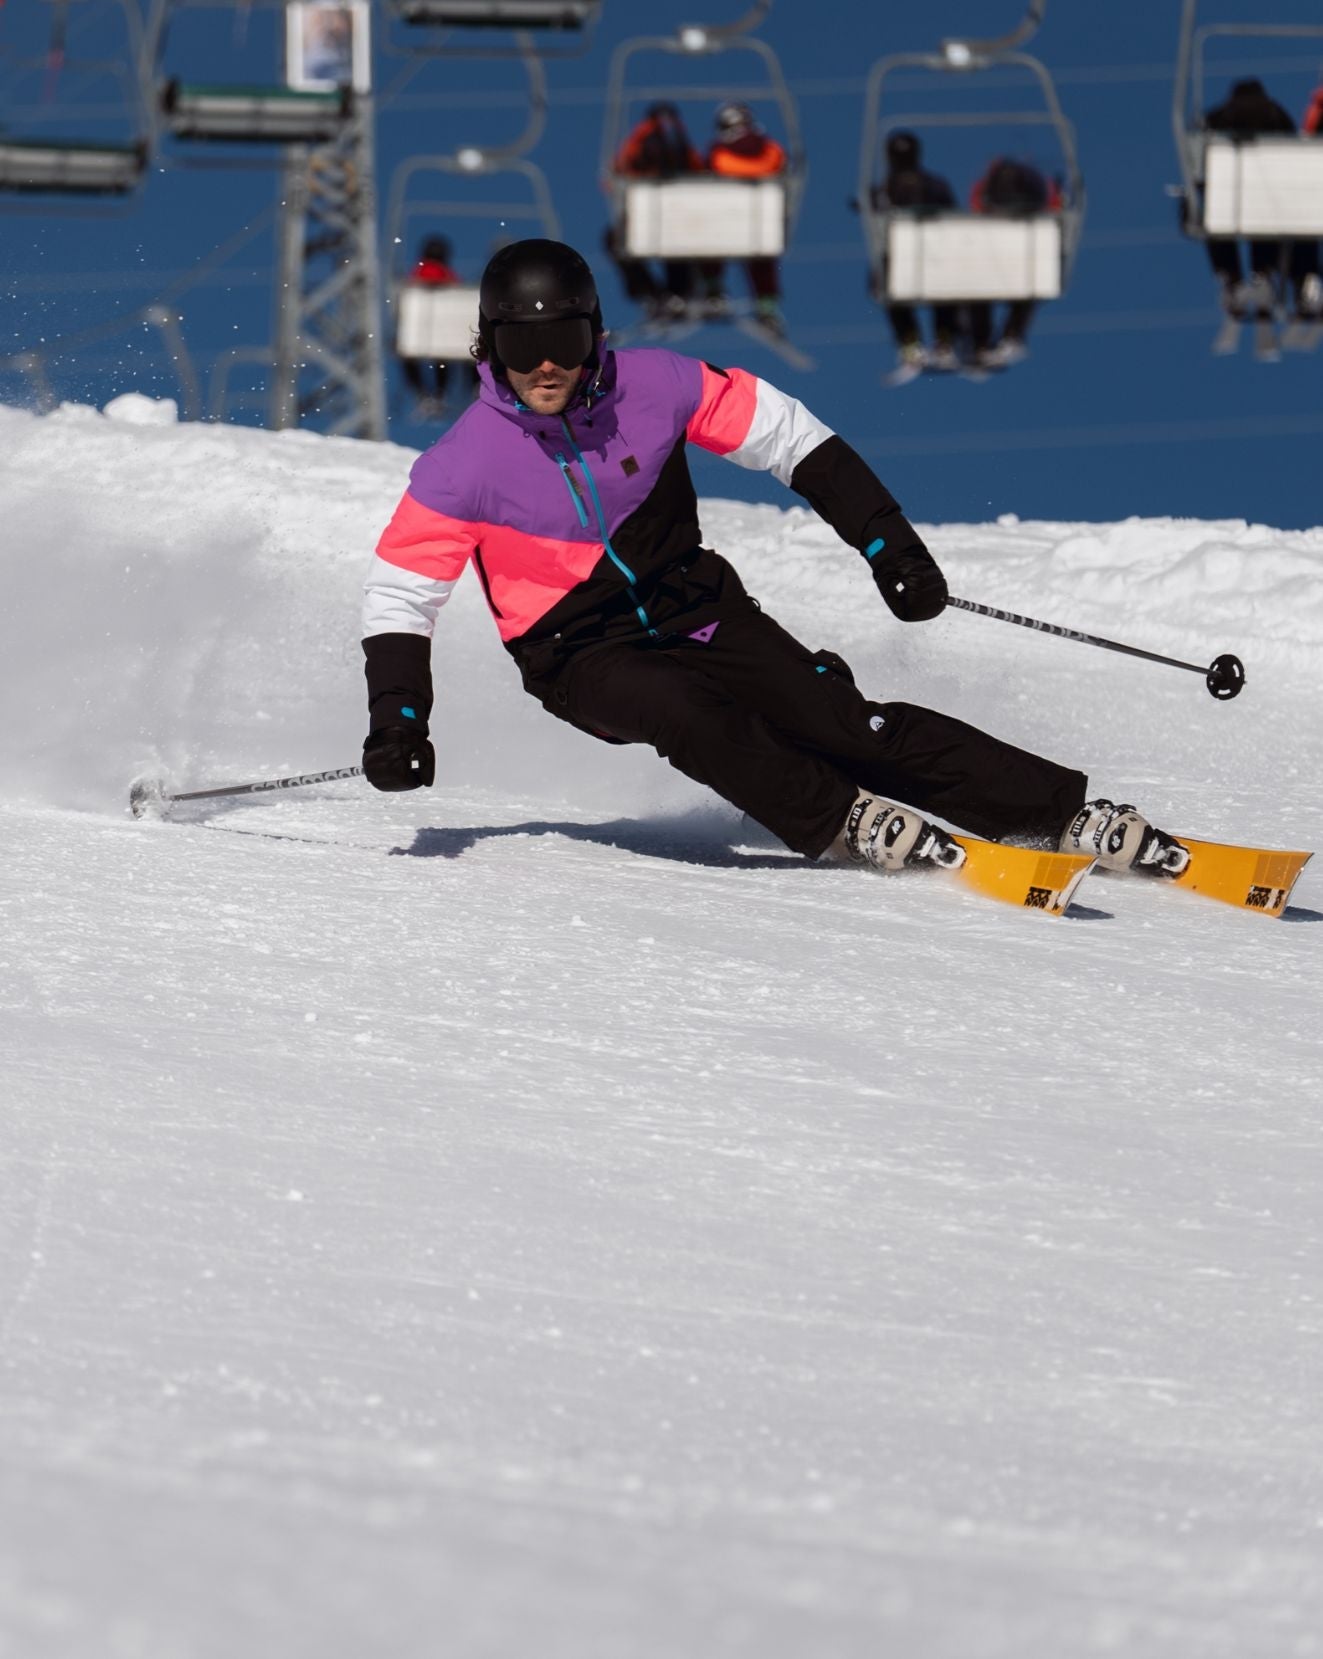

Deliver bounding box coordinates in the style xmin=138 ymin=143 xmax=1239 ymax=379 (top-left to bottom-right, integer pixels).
xmin=384 ymin=38 xmax=559 ymax=374
xmin=389 ymin=0 xmax=601 ymax=29
xmin=0 ymin=0 xmax=151 ymax=199
xmin=0 ymin=138 xmax=149 ymax=195
xmin=599 ymin=6 xmax=811 ymax=364
xmin=159 ymin=78 xmax=353 ymax=144
xmin=858 ymin=8 xmax=1084 ymax=334
xmin=149 ymin=0 xmax=361 ymax=148
xmin=381 ymin=0 xmax=603 ymax=62
xmin=601 ymin=17 xmax=804 ymax=270
xmin=1173 ymin=0 xmax=1323 ymax=240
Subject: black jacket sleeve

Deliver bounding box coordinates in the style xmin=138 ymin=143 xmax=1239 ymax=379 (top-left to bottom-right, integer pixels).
xmin=363 ymin=632 xmax=433 ymax=733
xmin=790 ymin=435 xmax=948 ymax=622
xmin=789 ymin=434 xmax=911 ymax=553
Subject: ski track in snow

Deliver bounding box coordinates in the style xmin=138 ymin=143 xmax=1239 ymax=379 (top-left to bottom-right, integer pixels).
xmin=1 ymin=399 xmax=1321 ymax=1659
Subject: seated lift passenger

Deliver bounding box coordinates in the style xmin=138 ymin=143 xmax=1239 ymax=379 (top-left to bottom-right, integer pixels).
xmin=605 ymin=101 xmax=705 ymax=319
xmin=399 ymin=235 xmax=480 ymax=417
xmin=700 ymin=102 xmax=788 ymax=336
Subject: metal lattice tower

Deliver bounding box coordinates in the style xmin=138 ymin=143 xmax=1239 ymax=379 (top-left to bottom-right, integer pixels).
xmin=271 ymin=100 xmax=386 ymax=439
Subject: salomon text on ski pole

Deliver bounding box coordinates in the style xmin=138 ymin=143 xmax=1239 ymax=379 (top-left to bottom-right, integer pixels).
xmin=944 ymin=596 xmax=1245 ymax=700
xmin=129 ymin=764 xmax=364 ymax=818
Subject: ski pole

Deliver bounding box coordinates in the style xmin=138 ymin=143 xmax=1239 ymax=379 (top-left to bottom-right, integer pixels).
xmin=945 ymin=596 xmax=1245 ymax=701
xmin=129 ymin=764 xmax=363 ymax=818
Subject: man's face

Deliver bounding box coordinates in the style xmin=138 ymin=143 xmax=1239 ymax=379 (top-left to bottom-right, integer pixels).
xmin=504 ymin=358 xmax=582 ymax=415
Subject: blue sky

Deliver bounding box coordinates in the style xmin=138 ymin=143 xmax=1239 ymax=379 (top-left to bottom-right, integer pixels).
xmin=3 ymin=0 xmax=1322 ymax=529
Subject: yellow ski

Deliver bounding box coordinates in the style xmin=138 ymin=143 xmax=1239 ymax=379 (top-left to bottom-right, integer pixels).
xmin=949 ymin=836 xmax=1096 ymax=917
xmin=1168 ymin=836 xmax=1313 ymax=917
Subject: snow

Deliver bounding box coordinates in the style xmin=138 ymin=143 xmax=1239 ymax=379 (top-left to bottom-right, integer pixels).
xmin=1 ymin=397 xmax=1320 ymax=1659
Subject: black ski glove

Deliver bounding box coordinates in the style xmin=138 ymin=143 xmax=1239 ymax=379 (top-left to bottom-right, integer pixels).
xmin=363 ymin=726 xmax=435 ymax=792
xmin=362 ymin=633 xmax=435 ymax=791
xmin=865 ymin=511 xmax=949 ymax=622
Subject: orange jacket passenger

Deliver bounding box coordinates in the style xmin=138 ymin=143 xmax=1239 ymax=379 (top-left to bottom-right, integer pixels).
xmin=614 ymin=103 xmax=704 ymax=178
xmin=1305 ymin=87 xmax=1323 ymax=135
xmin=706 ymin=102 xmax=786 ymax=179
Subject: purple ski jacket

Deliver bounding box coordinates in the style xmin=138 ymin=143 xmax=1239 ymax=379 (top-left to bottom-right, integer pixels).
xmin=363 ymin=345 xmax=910 ymax=724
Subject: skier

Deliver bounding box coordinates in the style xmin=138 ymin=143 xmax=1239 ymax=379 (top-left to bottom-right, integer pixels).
xmin=871 ymin=130 xmax=962 ymax=374
xmin=360 ymin=238 xmax=1188 ymax=880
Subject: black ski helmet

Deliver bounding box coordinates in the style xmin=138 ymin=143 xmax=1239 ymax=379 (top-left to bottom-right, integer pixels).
xmin=478 ymin=238 xmax=603 ymax=375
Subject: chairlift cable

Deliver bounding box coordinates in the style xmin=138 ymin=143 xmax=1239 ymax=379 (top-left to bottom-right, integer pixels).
xmin=43 ymin=0 xmax=69 ymax=102
xmin=699 ymin=0 xmax=774 ymax=46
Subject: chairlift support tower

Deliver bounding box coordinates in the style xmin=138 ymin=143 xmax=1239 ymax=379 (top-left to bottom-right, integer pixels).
xmin=147 ymin=0 xmax=385 ymax=439
xmin=269 ymin=100 xmax=385 ymax=438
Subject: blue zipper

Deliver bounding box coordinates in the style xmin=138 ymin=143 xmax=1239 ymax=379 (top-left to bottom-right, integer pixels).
xmin=553 ymin=453 xmax=590 ymax=527
xmin=558 ymin=416 xmax=656 ymax=635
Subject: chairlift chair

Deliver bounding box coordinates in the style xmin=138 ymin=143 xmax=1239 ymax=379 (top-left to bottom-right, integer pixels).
xmin=600 ymin=23 xmax=804 ymax=269
xmin=149 ymin=0 xmax=361 ymax=147
xmin=0 ymin=138 xmax=149 ymax=195
xmin=396 ymin=284 xmax=481 ymax=362
xmin=390 ymin=0 xmax=601 ymax=28
xmin=382 ymin=0 xmax=604 ymax=61
xmin=1173 ymin=0 xmax=1323 ymax=241
xmin=385 ymin=33 xmax=558 ymax=371
xmin=858 ymin=40 xmax=1084 ymax=316
xmin=159 ymin=78 xmax=354 ymax=144
xmin=0 ymin=0 xmax=151 ymax=200
xmin=386 ymin=152 xmax=560 ymax=366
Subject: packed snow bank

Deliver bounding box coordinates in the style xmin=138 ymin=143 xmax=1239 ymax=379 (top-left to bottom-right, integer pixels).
xmin=1 ymin=399 xmax=1320 ymax=819
xmin=2 ymin=401 xmax=1321 ymax=1659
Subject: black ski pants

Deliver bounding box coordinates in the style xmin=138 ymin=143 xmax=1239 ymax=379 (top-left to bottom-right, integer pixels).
xmin=541 ymin=572 xmax=1086 ymax=859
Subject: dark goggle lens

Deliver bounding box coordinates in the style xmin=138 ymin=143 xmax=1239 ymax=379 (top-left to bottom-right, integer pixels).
xmin=494 ymin=317 xmax=594 ymax=375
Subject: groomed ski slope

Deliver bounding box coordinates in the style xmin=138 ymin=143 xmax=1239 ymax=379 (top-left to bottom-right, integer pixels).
xmin=1 ymin=395 xmax=1320 ymax=1659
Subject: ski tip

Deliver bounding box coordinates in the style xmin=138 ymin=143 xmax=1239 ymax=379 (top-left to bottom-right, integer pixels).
xmin=128 ymin=776 xmax=166 ymax=820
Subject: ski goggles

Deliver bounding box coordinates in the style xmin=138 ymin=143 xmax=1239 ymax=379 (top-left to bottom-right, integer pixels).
xmin=494 ymin=316 xmax=595 ymax=375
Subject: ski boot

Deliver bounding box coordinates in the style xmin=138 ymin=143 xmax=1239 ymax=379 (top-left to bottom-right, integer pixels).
xmin=898 ymin=337 xmax=926 ymax=366
xmin=754 ymin=295 xmax=787 ymax=338
xmin=977 ymin=336 xmax=1029 ymax=370
xmin=1217 ymin=274 xmax=1248 ymax=322
xmin=832 ymin=793 xmax=966 ymax=873
xmin=1061 ymin=799 xmax=1190 ymax=877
